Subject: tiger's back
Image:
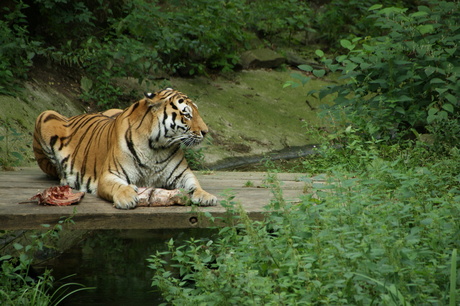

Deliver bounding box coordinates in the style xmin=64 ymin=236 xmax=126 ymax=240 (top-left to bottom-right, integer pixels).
xmin=33 ymin=110 xmax=117 ymax=193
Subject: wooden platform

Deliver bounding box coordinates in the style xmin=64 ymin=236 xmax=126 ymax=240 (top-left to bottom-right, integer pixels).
xmin=0 ymin=168 xmax=310 ymax=230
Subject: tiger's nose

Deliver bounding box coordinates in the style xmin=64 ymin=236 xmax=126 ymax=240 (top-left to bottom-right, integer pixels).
xmin=201 ymin=130 xmax=208 ymax=137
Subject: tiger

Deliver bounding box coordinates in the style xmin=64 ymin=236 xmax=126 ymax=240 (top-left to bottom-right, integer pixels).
xmin=32 ymin=88 xmax=217 ymax=209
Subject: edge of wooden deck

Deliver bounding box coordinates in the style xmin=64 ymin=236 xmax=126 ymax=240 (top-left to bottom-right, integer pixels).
xmin=0 ymin=168 xmax=311 ymax=230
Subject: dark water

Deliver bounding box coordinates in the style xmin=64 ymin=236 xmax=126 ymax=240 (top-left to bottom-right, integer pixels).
xmin=49 ymin=229 xmax=217 ymax=305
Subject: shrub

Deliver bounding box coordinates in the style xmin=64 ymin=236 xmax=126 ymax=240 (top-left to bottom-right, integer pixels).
xmin=246 ymin=0 xmax=313 ymax=46
xmin=0 ymin=1 xmax=42 ymax=95
xmin=148 ymin=140 xmax=460 ymax=304
xmin=116 ymin=0 xmax=249 ymax=75
xmin=288 ymin=0 xmax=460 ymax=144
xmin=312 ymin=0 xmax=410 ymax=48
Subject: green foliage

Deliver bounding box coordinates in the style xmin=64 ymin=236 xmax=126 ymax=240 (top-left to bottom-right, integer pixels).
xmin=246 ymin=0 xmax=313 ymax=46
xmin=42 ymin=0 xmax=251 ymax=107
xmin=0 ymin=1 xmax=42 ymax=95
xmin=32 ymin=0 xmax=97 ymax=40
xmin=116 ymin=0 xmax=249 ymax=76
xmin=0 ymin=218 xmax=91 ymax=305
xmin=0 ymin=0 xmax=424 ymax=109
xmin=148 ymin=137 xmax=460 ymax=304
xmin=313 ymin=0 xmax=409 ymax=48
xmin=183 ymin=145 xmax=206 ymax=170
xmin=0 ymin=119 xmax=27 ymax=169
xmin=289 ymin=1 xmax=460 ymax=144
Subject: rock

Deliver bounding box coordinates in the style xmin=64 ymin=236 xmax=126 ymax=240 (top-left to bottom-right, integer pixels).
xmin=240 ymin=49 xmax=286 ymax=69
xmin=285 ymin=51 xmax=309 ymax=66
xmin=285 ymin=52 xmax=324 ymax=70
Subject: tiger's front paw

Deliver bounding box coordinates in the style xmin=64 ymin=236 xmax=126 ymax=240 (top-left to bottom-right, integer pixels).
xmin=191 ymin=189 xmax=218 ymax=206
xmin=113 ymin=184 xmax=139 ymax=209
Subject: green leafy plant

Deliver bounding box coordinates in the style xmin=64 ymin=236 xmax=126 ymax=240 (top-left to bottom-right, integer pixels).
xmin=0 ymin=119 xmax=27 ymax=169
xmin=288 ymin=1 xmax=460 ymax=144
xmin=183 ymin=146 xmax=206 ymax=170
xmin=312 ymin=0 xmax=409 ymax=48
xmin=246 ymin=0 xmax=313 ymax=46
xmin=116 ymin=0 xmax=249 ymax=76
xmin=0 ymin=1 xmax=42 ymax=95
xmin=0 ymin=217 xmax=92 ymax=305
xmin=148 ymin=141 xmax=460 ymax=304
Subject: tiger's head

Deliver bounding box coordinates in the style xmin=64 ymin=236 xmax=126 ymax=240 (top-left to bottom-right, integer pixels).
xmin=141 ymin=88 xmax=209 ymax=149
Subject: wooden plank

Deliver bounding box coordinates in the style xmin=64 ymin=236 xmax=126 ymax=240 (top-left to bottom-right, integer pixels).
xmin=0 ymin=168 xmax=311 ymax=230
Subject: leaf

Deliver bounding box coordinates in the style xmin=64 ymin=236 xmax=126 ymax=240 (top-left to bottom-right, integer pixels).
xmin=425 ymin=66 xmax=436 ymax=77
xmin=445 ymin=94 xmax=457 ymax=104
xmin=428 ymin=108 xmax=438 ymax=116
xmin=438 ymin=110 xmax=448 ymax=120
xmin=340 ymin=39 xmax=355 ymax=51
xmin=298 ymin=64 xmax=313 ymax=72
xmin=445 ymin=48 xmax=456 ymax=56
xmin=315 ymin=49 xmax=324 ymax=57
xmin=410 ymin=11 xmax=428 ymax=18
xmin=10 ymin=152 xmax=23 ymax=161
xmin=368 ymin=4 xmax=382 ymax=11
xmin=442 ymin=103 xmax=454 ymax=113
xmin=336 ymin=55 xmax=347 ymax=63
xmin=313 ymin=70 xmax=325 ymax=78
xmin=289 ymin=73 xmax=310 ymax=85
xmin=417 ymin=24 xmax=434 ymax=35
xmin=0 ymin=255 xmax=12 ymax=261
xmin=435 ymin=87 xmax=448 ymax=95
xmin=430 ymin=78 xmax=445 ymax=84
xmin=283 ymin=81 xmax=299 ymax=88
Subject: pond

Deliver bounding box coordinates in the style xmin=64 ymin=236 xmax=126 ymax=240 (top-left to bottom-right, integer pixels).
xmin=49 ymin=229 xmax=217 ymax=305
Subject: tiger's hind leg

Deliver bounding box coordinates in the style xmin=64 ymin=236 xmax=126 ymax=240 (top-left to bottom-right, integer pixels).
xmin=33 ymin=110 xmax=69 ymax=179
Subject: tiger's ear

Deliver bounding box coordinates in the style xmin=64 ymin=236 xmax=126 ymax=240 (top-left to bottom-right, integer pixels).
xmin=144 ymin=92 xmax=156 ymax=99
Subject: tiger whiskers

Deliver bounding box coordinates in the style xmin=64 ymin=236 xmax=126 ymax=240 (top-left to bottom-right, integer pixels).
xmin=168 ymin=134 xmax=202 ymax=148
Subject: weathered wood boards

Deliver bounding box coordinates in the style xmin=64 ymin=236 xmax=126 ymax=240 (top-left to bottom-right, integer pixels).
xmin=0 ymin=168 xmax=310 ymax=230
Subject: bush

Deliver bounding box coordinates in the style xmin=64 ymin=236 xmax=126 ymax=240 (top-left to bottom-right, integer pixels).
xmin=148 ymin=139 xmax=460 ymax=304
xmin=312 ymin=0 xmax=410 ymax=48
xmin=0 ymin=1 xmax=42 ymax=95
xmin=0 ymin=219 xmax=89 ymax=305
xmin=116 ymin=0 xmax=249 ymax=75
xmin=246 ymin=0 xmax=313 ymax=46
xmin=288 ymin=0 xmax=460 ymax=144
xmin=44 ymin=0 xmax=251 ymax=107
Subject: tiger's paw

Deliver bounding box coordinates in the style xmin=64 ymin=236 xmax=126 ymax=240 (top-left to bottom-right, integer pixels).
xmin=113 ymin=184 xmax=139 ymax=209
xmin=191 ymin=189 xmax=218 ymax=206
